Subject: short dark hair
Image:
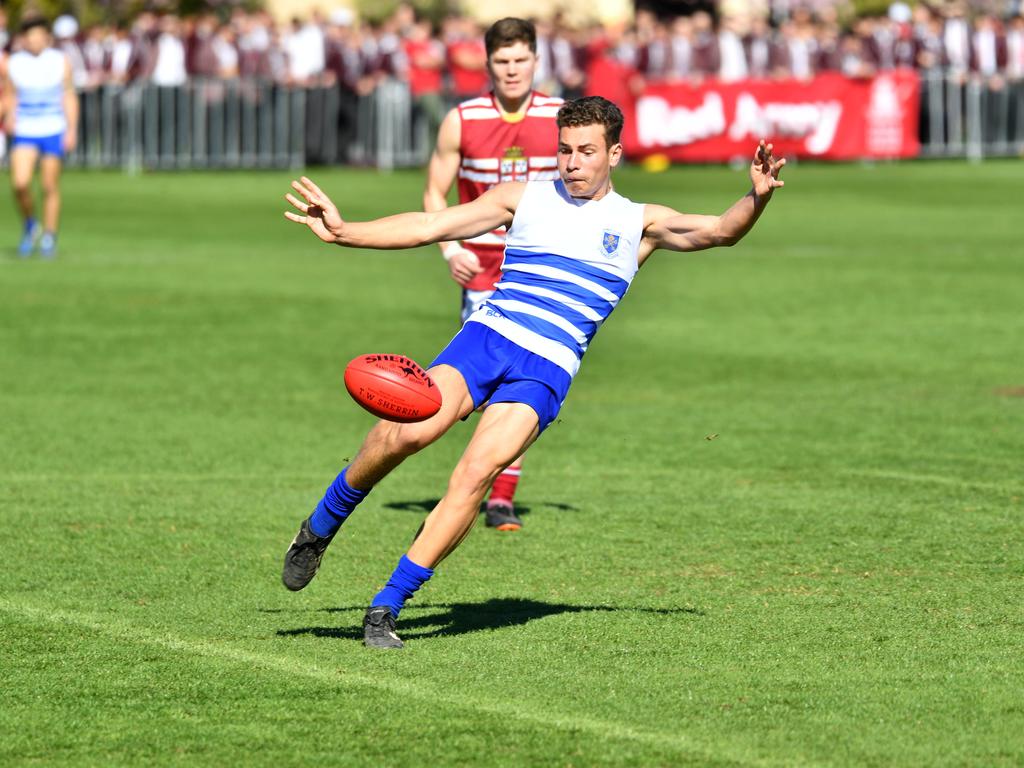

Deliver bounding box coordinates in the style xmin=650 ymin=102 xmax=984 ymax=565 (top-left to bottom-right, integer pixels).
xmin=20 ymin=15 xmax=50 ymax=34
xmin=556 ymin=96 xmax=624 ymax=148
xmin=484 ymin=18 xmax=536 ymax=57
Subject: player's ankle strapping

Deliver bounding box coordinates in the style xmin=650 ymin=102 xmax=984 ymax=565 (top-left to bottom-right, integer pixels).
xmin=370 ymin=555 xmax=434 ymax=618
xmin=309 ymin=467 xmax=369 ymax=537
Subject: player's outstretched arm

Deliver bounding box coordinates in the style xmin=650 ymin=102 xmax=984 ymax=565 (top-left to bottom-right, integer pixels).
xmin=641 ymin=140 xmax=785 ymax=257
xmin=285 ymin=177 xmax=523 ymax=250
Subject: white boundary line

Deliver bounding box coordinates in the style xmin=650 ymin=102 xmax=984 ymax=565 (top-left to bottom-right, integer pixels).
xmin=0 ymin=599 xmax=746 ymax=764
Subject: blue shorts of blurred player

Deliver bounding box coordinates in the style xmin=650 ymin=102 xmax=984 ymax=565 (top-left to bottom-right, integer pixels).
xmin=11 ymin=133 xmax=65 ymax=159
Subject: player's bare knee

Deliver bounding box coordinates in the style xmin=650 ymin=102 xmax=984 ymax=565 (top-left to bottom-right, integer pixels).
xmin=449 ymin=457 xmax=502 ymax=500
xmin=380 ymin=421 xmax=438 ymax=457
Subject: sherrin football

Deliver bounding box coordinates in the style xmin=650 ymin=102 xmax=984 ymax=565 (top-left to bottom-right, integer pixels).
xmin=343 ymin=354 xmax=442 ymax=423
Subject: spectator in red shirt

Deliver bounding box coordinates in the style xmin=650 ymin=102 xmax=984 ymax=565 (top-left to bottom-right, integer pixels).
xmin=445 ymin=16 xmax=488 ymax=103
xmin=404 ymin=18 xmax=445 ymax=152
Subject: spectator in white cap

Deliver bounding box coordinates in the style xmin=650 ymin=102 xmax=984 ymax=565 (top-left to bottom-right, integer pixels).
xmin=54 ymin=15 xmax=90 ymax=88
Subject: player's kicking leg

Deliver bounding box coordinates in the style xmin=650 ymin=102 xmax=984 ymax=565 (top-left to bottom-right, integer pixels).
xmin=281 ymin=364 xmax=475 ymax=591
xmin=363 ymin=401 xmax=540 ymax=648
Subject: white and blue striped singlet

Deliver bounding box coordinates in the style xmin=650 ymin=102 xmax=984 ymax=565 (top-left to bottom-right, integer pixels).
xmin=8 ymin=48 xmax=68 ymax=138
xmin=467 ymin=179 xmax=646 ymax=377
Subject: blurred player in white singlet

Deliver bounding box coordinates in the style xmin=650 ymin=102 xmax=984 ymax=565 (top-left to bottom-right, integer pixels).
xmin=1 ymin=16 xmax=78 ymax=258
xmin=424 ymin=17 xmax=561 ymax=531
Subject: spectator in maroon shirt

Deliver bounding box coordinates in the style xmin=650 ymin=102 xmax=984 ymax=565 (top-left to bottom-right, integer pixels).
xmin=235 ymin=11 xmax=269 ymax=79
xmin=689 ymin=11 xmax=721 ymax=81
xmin=815 ymin=20 xmax=844 ymax=73
xmin=744 ymin=15 xmax=778 ymax=80
xmin=532 ymin=16 xmax=559 ymax=94
xmin=186 ymin=13 xmax=219 ymax=79
xmin=971 ymin=13 xmax=1009 ymax=145
xmin=635 ymin=10 xmax=673 ymax=82
xmin=853 ymin=17 xmax=883 ymax=71
xmin=1007 ymin=13 xmax=1024 ymax=81
xmin=913 ymin=5 xmax=947 ymax=72
xmin=81 ymin=24 xmax=110 ymax=86
xmin=718 ymin=14 xmax=749 ymax=82
xmin=551 ymin=14 xmax=586 ymax=98
xmin=971 ymin=14 xmax=1007 ymax=85
xmin=838 ymin=24 xmax=876 ymax=79
xmin=942 ymin=2 xmax=972 ymax=80
xmin=636 ymin=18 xmax=672 ymax=81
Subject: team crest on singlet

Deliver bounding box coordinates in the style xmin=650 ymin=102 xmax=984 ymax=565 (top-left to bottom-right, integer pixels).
xmin=499 ymin=146 xmax=528 ymax=183
xmin=602 ymin=230 xmax=621 ymax=256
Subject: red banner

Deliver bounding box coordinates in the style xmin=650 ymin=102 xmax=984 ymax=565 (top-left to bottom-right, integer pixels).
xmin=612 ymin=71 xmax=920 ymax=161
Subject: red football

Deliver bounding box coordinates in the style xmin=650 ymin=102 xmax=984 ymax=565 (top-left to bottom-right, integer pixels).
xmin=343 ymin=354 xmax=442 ymax=423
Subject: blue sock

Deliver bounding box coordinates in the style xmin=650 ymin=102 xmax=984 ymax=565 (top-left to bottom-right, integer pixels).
xmin=371 ymin=555 xmax=434 ymax=619
xmin=308 ymin=467 xmax=369 ymax=537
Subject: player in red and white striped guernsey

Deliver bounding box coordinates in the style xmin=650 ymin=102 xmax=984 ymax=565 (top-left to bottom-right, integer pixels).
xmin=424 ymin=17 xmax=562 ymax=531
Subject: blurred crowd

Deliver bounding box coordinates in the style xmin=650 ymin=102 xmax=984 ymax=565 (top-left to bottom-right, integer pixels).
xmin=622 ymin=1 xmax=1024 ymax=88
xmin=1 ymin=1 xmax=1023 ymax=97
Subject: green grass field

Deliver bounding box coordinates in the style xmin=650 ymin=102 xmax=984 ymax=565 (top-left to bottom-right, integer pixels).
xmin=1 ymin=160 xmax=1022 ymax=766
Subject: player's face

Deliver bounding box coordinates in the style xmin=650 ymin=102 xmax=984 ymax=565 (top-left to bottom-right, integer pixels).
xmin=557 ymin=125 xmax=623 ymax=199
xmin=24 ymin=27 xmax=51 ymax=55
xmin=487 ymin=42 xmax=537 ymax=104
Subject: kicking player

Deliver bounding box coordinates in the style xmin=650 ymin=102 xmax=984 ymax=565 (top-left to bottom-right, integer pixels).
xmin=424 ymin=17 xmax=562 ymax=531
xmin=2 ymin=17 xmax=78 ymax=258
xmin=281 ymin=96 xmax=785 ymax=649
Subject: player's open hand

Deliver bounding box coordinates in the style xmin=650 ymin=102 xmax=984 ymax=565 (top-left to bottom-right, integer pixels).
xmin=446 ymin=246 xmax=483 ymax=286
xmin=285 ymin=177 xmax=344 ymax=243
xmin=750 ymin=140 xmax=786 ymax=199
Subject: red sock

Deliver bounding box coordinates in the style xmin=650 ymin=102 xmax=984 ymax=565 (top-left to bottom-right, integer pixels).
xmin=488 ymin=467 xmax=521 ymax=505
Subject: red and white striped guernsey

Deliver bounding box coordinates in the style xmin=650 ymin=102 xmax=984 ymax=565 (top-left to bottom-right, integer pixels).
xmin=456 ymin=91 xmax=562 ymax=291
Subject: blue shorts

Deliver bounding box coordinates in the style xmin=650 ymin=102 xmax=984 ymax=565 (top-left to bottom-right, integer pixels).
xmin=431 ymin=321 xmax=573 ymax=433
xmin=11 ymin=133 xmax=64 ymax=158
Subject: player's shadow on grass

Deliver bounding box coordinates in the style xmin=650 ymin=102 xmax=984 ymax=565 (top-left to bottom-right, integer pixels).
xmin=275 ymin=598 xmax=702 ymax=642
xmin=382 ymin=499 xmax=580 ymax=517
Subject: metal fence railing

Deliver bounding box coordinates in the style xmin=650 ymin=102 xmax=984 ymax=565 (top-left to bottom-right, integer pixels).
xmin=67 ymin=79 xmax=306 ymax=171
xmin=59 ymin=77 xmax=424 ymax=172
xmin=4 ymin=72 xmax=1021 ymax=170
xmin=918 ymin=71 xmax=1024 ymax=160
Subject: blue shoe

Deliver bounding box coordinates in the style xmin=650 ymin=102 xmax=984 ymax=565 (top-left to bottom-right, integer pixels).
xmin=39 ymin=232 xmax=57 ymax=259
xmin=18 ymin=219 xmax=40 ymax=257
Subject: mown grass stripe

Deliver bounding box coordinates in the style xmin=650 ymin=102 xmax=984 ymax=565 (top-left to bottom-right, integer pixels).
xmin=842 ymin=469 xmax=1022 ymax=494
xmin=0 ymin=598 xmax=754 ymax=766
